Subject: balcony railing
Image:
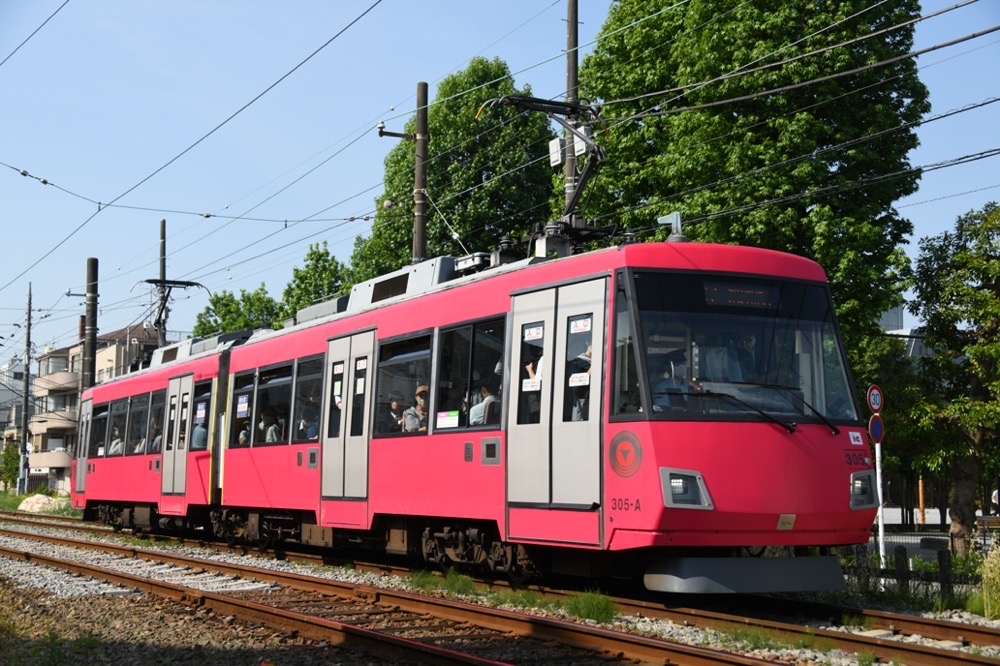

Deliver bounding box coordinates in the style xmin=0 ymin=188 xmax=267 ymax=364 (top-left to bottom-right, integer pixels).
xmin=32 ymin=370 xmax=79 ymax=396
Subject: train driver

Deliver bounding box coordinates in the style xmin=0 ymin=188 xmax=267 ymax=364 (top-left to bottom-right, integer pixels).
xmin=653 ymin=349 xmax=690 ymax=410
xmin=403 ymin=385 xmax=429 ymax=432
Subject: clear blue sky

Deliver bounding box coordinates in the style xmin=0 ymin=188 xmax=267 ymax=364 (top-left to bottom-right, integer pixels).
xmin=0 ymin=1 xmax=996 ymax=356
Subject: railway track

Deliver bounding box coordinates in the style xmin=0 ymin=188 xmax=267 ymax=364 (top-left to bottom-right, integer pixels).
xmin=0 ymin=523 xmax=770 ymax=665
xmin=4 ymin=512 xmax=999 ymax=665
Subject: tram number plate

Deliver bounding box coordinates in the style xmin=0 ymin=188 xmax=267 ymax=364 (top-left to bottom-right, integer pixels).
xmin=611 ymin=497 xmax=641 ymax=511
xmin=843 ymin=450 xmax=870 ymax=468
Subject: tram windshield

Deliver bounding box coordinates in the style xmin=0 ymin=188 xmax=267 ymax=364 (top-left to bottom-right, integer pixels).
xmin=624 ymin=271 xmax=858 ymax=423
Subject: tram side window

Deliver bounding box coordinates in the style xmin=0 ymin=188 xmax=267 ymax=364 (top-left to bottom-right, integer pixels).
xmin=230 ymin=373 xmax=255 ymax=448
xmin=612 ymin=281 xmax=641 ymax=416
xmin=148 ymin=391 xmax=166 ymax=453
xmin=292 ymin=357 xmax=323 ymax=442
xmin=327 ymin=361 xmax=345 ymax=438
xmin=126 ymin=394 xmax=150 ymax=455
xmin=89 ymin=405 xmax=109 ymax=457
xmin=255 ymin=364 xmax=292 ymax=446
xmin=517 ymin=322 xmax=544 ymax=424
xmin=191 ymin=382 xmax=212 ymax=450
xmin=375 ymin=335 xmax=431 ymax=435
xmin=107 ymin=400 xmax=128 ymax=455
xmin=350 ymin=357 xmax=368 ymax=437
xmin=563 ymin=314 xmax=593 ymax=422
xmin=165 ymin=395 xmax=177 ymax=452
xmin=437 ymin=318 xmax=505 ymax=429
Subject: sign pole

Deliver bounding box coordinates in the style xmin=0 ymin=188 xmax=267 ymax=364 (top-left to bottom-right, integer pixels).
xmin=867 ymin=385 xmax=886 ymax=574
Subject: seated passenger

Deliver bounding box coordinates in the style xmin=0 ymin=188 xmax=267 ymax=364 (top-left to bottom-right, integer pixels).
xmin=402 ymin=385 xmax=429 ymax=432
xmin=296 ymin=408 xmax=319 ymax=440
xmin=107 ymin=428 xmax=124 ymax=455
xmin=377 ymin=398 xmax=402 ymax=433
xmin=191 ymin=423 xmax=208 ymax=450
xmin=259 ymin=409 xmax=282 ymax=443
xmin=469 ymin=377 xmax=500 ymax=425
xmin=149 ymin=426 xmax=162 ymax=453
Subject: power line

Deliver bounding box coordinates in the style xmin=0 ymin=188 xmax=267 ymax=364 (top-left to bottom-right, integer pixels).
xmin=0 ymin=0 xmax=71 ymax=70
xmin=0 ymin=0 xmax=385 ymax=297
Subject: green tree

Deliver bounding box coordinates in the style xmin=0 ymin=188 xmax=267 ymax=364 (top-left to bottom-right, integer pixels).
xmin=349 ymin=56 xmax=555 ymax=284
xmin=910 ymin=202 xmax=1000 ymax=554
xmin=280 ymin=241 xmax=347 ymax=320
xmin=1 ymin=439 xmax=19 ymax=491
xmin=192 ymin=284 xmax=281 ymax=337
xmin=579 ymin=0 xmax=928 ymax=349
xmin=851 ymin=331 xmax=941 ymax=523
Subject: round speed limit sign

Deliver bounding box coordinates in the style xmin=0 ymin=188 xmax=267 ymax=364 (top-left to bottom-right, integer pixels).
xmin=866 ymin=384 xmax=883 ymax=414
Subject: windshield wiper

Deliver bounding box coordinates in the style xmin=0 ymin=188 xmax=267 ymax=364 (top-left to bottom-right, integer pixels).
xmin=702 ymin=390 xmax=797 ymax=434
xmin=744 ymin=382 xmax=841 ymax=435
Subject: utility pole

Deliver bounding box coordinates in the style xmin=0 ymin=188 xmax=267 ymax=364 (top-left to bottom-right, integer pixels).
xmin=413 ymin=81 xmax=428 ymax=264
xmin=19 ymin=283 xmax=31 ymax=495
xmin=564 ymin=0 xmax=579 ymax=226
xmin=377 ymin=82 xmax=429 ymax=265
xmin=136 ymin=221 xmax=207 ymax=346
xmin=82 ymin=258 xmax=98 ymax=391
xmin=157 ymin=219 xmax=167 ymax=346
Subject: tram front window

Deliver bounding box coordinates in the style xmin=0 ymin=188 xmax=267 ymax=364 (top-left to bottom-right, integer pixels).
xmin=631 ymin=272 xmax=858 ymax=423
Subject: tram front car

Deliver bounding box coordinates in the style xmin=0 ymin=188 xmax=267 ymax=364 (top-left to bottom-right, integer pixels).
xmin=606 ymin=244 xmax=878 ymax=593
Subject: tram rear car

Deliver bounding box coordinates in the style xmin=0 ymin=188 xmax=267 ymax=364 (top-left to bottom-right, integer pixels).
xmin=73 ymin=242 xmax=878 ymax=592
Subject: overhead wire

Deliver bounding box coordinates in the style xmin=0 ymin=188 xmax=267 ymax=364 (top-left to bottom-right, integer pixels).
xmin=0 ymin=0 xmax=71 ymax=70
xmin=0 ymin=0 xmax=385 ymax=296
xmin=15 ymin=2 xmax=991 ymax=342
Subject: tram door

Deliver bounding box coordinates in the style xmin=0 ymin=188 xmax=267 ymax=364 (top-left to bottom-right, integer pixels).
xmin=322 ymin=330 xmax=375 ymax=499
xmin=75 ymin=399 xmax=92 ymax=493
xmin=507 ymin=278 xmax=606 ymax=510
xmin=162 ymin=374 xmax=193 ymax=495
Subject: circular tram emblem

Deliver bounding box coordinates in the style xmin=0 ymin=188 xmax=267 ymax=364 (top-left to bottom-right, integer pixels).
xmin=609 ymin=431 xmax=643 ymax=477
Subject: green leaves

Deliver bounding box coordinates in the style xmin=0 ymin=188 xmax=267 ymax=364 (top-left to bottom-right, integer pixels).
xmin=580 ymin=0 xmax=928 ymax=348
xmin=348 ymin=57 xmax=555 ymax=282
xmin=192 ymin=283 xmax=281 ymax=337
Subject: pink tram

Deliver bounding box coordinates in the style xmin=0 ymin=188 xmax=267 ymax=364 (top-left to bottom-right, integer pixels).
xmin=72 ymin=241 xmax=879 ymax=593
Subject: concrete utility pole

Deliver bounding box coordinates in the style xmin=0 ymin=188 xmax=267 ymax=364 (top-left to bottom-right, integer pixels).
xmin=564 ymin=0 xmax=579 ymax=225
xmin=413 ymin=81 xmax=429 ymax=264
xmin=157 ymin=219 xmax=168 ymax=346
xmin=377 ymin=82 xmax=429 ymax=265
xmin=82 ymin=258 xmax=98 ymax=391
xmin=19 ymin=283 xmax=31 ymax=494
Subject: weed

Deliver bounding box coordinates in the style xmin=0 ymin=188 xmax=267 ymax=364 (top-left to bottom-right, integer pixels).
xmin=488 ymin=589 xmax=555 ymax=611
xmin=856 ymin=650 xmax=877 ymax=666
xmin=409 ymin=569 xmax=440 ymax=591
xmin=724 ymin=627 xmax=780 ymax=651
xmin=443 ymin=568 xmax=478 ymax=598
xmin=843 ymin=613 xmax=876 ymax=630
xmin=563 ymin=590 xmax=617 ymax=624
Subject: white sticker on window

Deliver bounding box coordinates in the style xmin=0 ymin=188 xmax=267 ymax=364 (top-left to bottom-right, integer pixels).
xmin=523 ymin=326 xmax=544 ymax=341
xmin=568 ymin=372 xmax=590 ymax=387
xmin=437 ymin=411 xmax=460 ymax=429
xmin=522 ymin=378 xmax=541 ymax=392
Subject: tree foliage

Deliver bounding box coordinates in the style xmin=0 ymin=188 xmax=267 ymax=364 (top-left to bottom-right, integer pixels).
xmin=1 ymin=439 xmax=19 ymax=491
xmin=579 ymin=0 xmax=928 ymax=349
xmin=280 ymin=241 xmax=347 ymax=321
xmin=192 ymin=284 xmax=282 ymax=337
xmin=348 ymin=56 xmax=556 ymax=284
xmin=910 ymin=202 xmax=1000 ymax=552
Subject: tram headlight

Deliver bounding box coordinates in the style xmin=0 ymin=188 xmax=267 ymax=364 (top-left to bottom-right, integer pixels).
xmin=850 ymin=470 xmax=878 ymax=510
xmin=661 ymin=468 xmax=713 ymax=510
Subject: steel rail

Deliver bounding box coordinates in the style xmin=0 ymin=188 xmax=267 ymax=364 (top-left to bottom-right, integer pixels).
xmin=4 ymin=517 xmax=994 ymax=664
xmin=0 ymin=529 xmax=771 ymax=665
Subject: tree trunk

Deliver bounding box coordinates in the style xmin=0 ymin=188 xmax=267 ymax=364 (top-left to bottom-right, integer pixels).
xmin=949 ymin=452 xmax=980 ymax=557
